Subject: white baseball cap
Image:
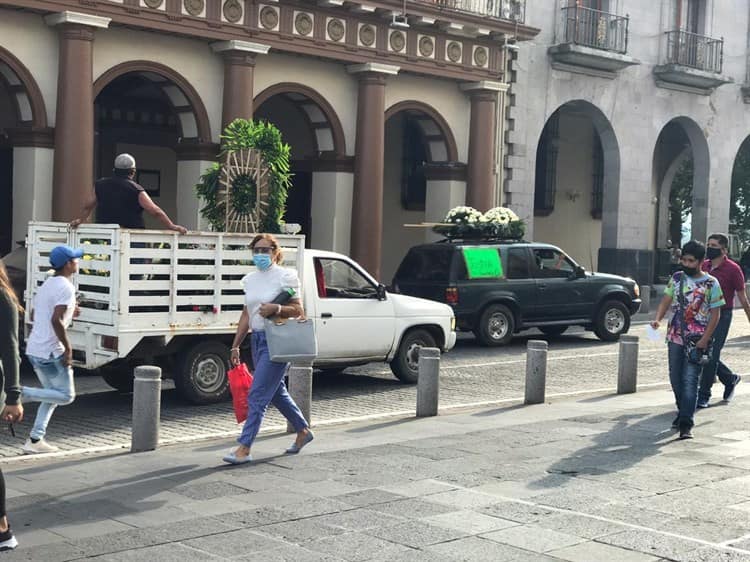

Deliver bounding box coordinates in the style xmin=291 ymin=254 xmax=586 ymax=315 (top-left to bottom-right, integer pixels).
xmin=114 ymin=153 xmax=136 ymax=170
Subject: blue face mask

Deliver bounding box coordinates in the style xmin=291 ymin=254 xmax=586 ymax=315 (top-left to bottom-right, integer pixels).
xmin=253 ymin=253 xmax=272 ymax=271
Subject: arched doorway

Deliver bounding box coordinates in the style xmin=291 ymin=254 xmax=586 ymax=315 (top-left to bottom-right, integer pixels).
xmin=0 ymin=47 xmax=49 ymax=255
xmin=729 ymin=137 xmax=750 ymax=258
xmin=382 ymin=101 xmax=460 ymax=280
xmin=93 ymin=62 xmax=212 ymax=229
xmin=533 ymin=100 xmax=620 ymax=271
xmin=651 ymin=117 xmax=710 ymax=282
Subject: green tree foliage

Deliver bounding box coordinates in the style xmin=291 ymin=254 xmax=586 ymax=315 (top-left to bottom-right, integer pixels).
xmin=669 ymin=156 xmax=693 ymax=246
xmin=730 ymin=140 xmax=750 ymax=246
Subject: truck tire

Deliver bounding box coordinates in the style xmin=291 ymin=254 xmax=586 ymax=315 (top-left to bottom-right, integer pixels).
xmin=593 ymin=300 xmax=630 ymax=341
xmin=390 ymin=329 xmax=437 ymax=384
xmin=175 ymin=340 xmax=232 ymax=404
xmin=475 ymin=304 xmax=515 ymax=346
xmin=100 ymin=364 xmax=135 ymax=393
xmin=539 ymin=326 xmax=568 ymax=337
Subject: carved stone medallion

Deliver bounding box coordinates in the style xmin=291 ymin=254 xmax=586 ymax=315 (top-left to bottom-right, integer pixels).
xmin=295 ymin=12 xmax=313 ymax=36
xmin=447 ymin=41 xmax=462 ymax=63
xmin=259 ymin=6 xmax=279 ymax=29
xmin=359 ymin=24 xmax=376 ymax=47
xmin=184 ymin=0 xmax=204 ymax=16
xmin=473 ymin=46 xmax=488 ymax=66
xmin=327 ymin=18 xmax=345 ymax=41
xmin=418 ymin=36 xmax=434 ymax=57
xmin=144 ymin=0 xmax=163 ymax=9
xmin=223 ymin=0 xmax=243 ymax=23
xmin=389 ymin=30 xmax=406 ymax=52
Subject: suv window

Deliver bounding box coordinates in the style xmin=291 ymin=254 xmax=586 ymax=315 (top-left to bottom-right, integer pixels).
xmin=396 ymin=247 xmax=453 ymax=282
xmin=532 ymin=248 xmax=575 ymax=278
xmin=315 ymin=258 xmax=377 ymax=299
xmin=506 ymin=247 xmax=532 ymax=279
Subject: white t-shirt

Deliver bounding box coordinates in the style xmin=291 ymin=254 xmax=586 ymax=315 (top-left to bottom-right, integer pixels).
xmin=241 ymin=265 xmax=301 ymax=331
xmin=26 ymin=275 xmax=76 ymax=359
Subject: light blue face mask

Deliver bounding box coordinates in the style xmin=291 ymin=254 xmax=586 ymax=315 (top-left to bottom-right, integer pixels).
xmin=253 ymin=253 xmax=272 ymax=271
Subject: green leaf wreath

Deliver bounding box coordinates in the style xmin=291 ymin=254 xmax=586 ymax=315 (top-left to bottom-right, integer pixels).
xmin=195 ymin=119 xmax=292 ymax=233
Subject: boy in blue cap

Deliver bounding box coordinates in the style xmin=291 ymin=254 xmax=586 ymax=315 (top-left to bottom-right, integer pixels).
xmin=22 ymin=245 xmax=82 ymax=454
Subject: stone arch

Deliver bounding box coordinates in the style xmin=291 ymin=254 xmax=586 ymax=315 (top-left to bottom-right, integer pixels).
xmin=0 ymin=46 xmax=48 ymax=128
xmin=254 ymin=83 xmax=346 ymax=157
xmin=93 ymin=61 xmax=212 ymax=142
xmin=384 ymin=100 xmax=459 ymax=163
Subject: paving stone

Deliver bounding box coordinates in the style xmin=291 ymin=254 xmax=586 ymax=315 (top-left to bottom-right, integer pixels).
xmin=256 ymin=518 xmax=348 ymax=543
xmin=423 ymin=510 xmax=519 ymax=535
xmin=680 ymin=547 xmax=750 ymax=562
xmin=549 ymin=540 xmax=662 ymax=561
xmin=378 ymin=479 xmax=458 ymax=498
xmin=183 ymin=528 xmax=291 ymax=557
xmin=215 ymin=506 xmax=298 ymax=528
xmin=367 ymin=519 xmax=468 ymax=548
xmin=332 ymin=489 xmax=407 ymax=507
xmin=171 ymin=481 xmax=253 ymax=500
xmin=596 ymin=529 xmax=703 ymax=560
xmin=478 ymin=500 xmax=558 ymax=524
xmin=46 ymin=519 xmax=136 ymax=540
xmin=231 ymin=543 xmax=347 ymax=562
xmin=535 ymin=512 xmax=630 ymax=539
xmin=369 ymin=497 xmax=458 ymax=518
xmin=425 ymin=489 xmax=505 ymax=509
xmin=92 ymin=542 xmax=224 ymax=561
xmin=425 ymin=535 xmax=561 ymax=562
xmin=0 ymin=541 xmax=86 ymax=562
xmin=312 ymin=507 xmax=405 ymax=531
xmin=305 ymin=531 xmax=413 ymax=561
xmin=276 ymin=496 xmax=356 ymax=518
xmin=367 ymin=547 xmax=456 ymax=562
xmin=653 ymin=517 xmax=749 ymax=543
xmin=481 ymin=523 xmax=585 ymax=552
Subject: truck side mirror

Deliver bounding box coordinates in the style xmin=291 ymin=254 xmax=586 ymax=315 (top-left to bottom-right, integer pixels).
xmin=376 ymin=284 xmax=387 ymax=301
xmin=576 ymin=265 xmax=586 ymax=278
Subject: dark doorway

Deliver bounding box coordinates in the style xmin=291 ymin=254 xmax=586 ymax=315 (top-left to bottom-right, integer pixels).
xmin=286 ymin=169 xmax=312 ymax=248
xmin=0 ymin=148 xmax=12 ymax=255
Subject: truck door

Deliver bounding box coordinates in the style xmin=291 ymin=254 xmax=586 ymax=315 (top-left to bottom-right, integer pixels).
xmin=313 ymin=257 xmax=395 ymax=359
xmin=531 ymin=247 xmax=590 ymax=320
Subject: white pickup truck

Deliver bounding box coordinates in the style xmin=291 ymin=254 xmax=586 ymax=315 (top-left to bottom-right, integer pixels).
xmin=25 ymin=223 xmax=456 ymax=403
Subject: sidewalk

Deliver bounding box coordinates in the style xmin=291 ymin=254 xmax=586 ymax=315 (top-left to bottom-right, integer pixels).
xmin=3 ymin=386 xmax=750 ymax=561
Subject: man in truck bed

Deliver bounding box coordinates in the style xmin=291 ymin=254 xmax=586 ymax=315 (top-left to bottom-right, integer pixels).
xmin=69 ymin=153 xmax=188 ymax=234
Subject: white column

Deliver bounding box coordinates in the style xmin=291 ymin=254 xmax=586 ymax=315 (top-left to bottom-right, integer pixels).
xmin=12 ymin=147 xmax=54 ymax=244
xmin=311 ymin=171 xmax=354 ymax=254
xmin=425 ymin=180 xmax=466 ymax=243
xmin=176 ymin=160 xmax=214 ymax=231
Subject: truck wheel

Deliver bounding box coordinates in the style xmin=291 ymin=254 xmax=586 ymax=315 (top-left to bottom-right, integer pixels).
xmin=593 ymin=300 xmax=630 ymax=341
xmin=475 ymin=304 xmax=515 ymax=346
xmin=539 ymin=326 xmax=568 ymax=337
xmin=100 ymin=364 xmax=135 ymax=393
xmin=390 ymin=329 xmax=437 ymax=384
xmin=175 ymin=341 xmax=231 ymax=404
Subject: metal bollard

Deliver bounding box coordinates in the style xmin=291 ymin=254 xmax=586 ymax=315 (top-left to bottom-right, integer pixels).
xmin=416 ymin=347 xmax=441 ymax=417
xmin=287 ymin=362 xmax=313 ymax=433
xmin=524 ymin=340 xmax=548 ymax=405
xmin=131 ymin=365 xmax=162 ymax=452
xmin=617 ymin=335 xmax=639 ymax=394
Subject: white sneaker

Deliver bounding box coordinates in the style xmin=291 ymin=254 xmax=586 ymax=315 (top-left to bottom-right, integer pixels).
xmin=22 ymin=438 xmax=59 ymax=454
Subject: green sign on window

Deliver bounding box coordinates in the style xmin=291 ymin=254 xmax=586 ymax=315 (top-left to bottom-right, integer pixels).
xmin=463 ymin=247 xmax=503 ymax=279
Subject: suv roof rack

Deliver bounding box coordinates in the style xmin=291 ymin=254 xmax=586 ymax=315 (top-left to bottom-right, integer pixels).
xmin=435 ymin=237 xmax=529 ymax=244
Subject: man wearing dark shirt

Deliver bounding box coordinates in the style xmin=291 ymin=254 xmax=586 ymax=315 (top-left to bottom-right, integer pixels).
xmin=70 ymin=154 xmax=187 ymax=233
xmin=697 ymin=233 xmax=750 ymax=408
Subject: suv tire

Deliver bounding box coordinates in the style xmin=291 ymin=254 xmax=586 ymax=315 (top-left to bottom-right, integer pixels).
xmin=593 ymin=300 xmax=630 ymax=341
xmin=475 ymin=304 xmax=515 ymax=346
xmin=390 ymin=329 xmax=437 ymax=384
xmin=175 ymin=340 xmax=232 ymax=404
xmin=539 ymin=326 xmax=568 ymax=337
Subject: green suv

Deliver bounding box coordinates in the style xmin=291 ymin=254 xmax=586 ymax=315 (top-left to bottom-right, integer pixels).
xmin=392 ymin=240 xmax=641 ymax=346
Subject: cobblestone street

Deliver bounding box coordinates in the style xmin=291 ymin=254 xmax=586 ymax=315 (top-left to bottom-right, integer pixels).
xmin=2 ymin=321 xmax=748 ymax=460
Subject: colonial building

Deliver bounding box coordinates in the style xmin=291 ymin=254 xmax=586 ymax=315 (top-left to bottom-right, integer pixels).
xmin=0 ymin=0 xmax=535 ymax=280
xmin=510 ymin=0 xmax=749 ymax=285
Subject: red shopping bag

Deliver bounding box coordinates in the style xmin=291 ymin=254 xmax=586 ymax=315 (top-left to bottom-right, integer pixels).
xmin=228 ymin=363 xmax=253 ymax=423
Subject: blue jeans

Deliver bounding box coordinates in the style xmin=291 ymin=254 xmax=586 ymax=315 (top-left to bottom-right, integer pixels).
xmin=24 ymin=355 xmax=76 ymax=440
xmin=668 ymin=342 xmax=702 ymax=429
xmin=237 ymin=332 xmax=308 ymax=448
xmin=698 ymin=309 xmax=735 ymax=402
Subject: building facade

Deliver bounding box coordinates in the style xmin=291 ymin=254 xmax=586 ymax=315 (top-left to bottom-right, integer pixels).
xmin=0 ymin=0 xmax=535 ymax=281
xmin=509 ymin=0 xmax=750 ymax=284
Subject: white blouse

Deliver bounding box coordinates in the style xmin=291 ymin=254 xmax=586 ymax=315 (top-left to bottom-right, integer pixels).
xmin=241 ymin=265 xmax=301 ymax=331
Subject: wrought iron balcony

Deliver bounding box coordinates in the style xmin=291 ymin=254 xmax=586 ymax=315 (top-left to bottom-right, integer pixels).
xmin=421 ymin=0 xmax=526 ymax=22
xmin=653 ymin=30 xmax=730 ymax=94
xmin=663 ymin=30 xmax=723 ymax=73
xmin=560 ymin=5 xmax=629 ymax=54
xmin=548 ymin=4 xmax=637 ymax=78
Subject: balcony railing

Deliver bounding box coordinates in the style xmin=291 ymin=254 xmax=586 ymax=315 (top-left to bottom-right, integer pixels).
xmin=559 ymin=5 xmax=629 ymax=54
xmin=422 ymin=0 xmax=526 ymax=22
xmin=664 ymin=30 xmax=723 ymax=73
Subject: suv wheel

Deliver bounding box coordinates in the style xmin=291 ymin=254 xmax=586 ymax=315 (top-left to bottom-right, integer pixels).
xmin=539 ymin=326 xmax=568 ymax=337
xmin=175 ymin=340 xmax=232 ymax=404
xmin=390 ymin=329 xmax=437 ymax=384
xmin=593 ymin=300 xmax=630 ymax=341
xmin=475 ymin=304 xmax=515 ymax=346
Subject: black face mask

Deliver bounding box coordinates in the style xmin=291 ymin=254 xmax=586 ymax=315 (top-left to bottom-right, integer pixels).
xmin=706 ymin=247 xmax=722 ymax=260
xmin=682 ymin=265 xmax=699 ymax=277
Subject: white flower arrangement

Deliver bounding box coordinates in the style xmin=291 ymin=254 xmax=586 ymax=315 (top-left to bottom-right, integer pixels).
xmin=433 ymin=205 xmax=525 ymax=240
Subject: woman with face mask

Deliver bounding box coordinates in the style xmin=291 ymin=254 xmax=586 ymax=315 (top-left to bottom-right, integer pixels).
xmin=223 ymin=234 xmax=313 ymax=464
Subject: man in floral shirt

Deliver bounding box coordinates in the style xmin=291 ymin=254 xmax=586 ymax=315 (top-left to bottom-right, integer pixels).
xmin=651 ymin=240 xmax=724 ymax=439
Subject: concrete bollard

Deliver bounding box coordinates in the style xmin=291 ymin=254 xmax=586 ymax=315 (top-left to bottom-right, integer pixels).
xmin=640 ymin=285 xmax=651 ymax=314
xmin=524 ymin=340 xmax=548 ymax=405
xmin=617 ymin=335 xmax=639 ymax=394
xmin=131 ymin=365 xmax=162 ymax=452
xmin=416 ymin=347 xmax=441 ymax=417
xmin=287 ymin=362 xmax=313 ymax=433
